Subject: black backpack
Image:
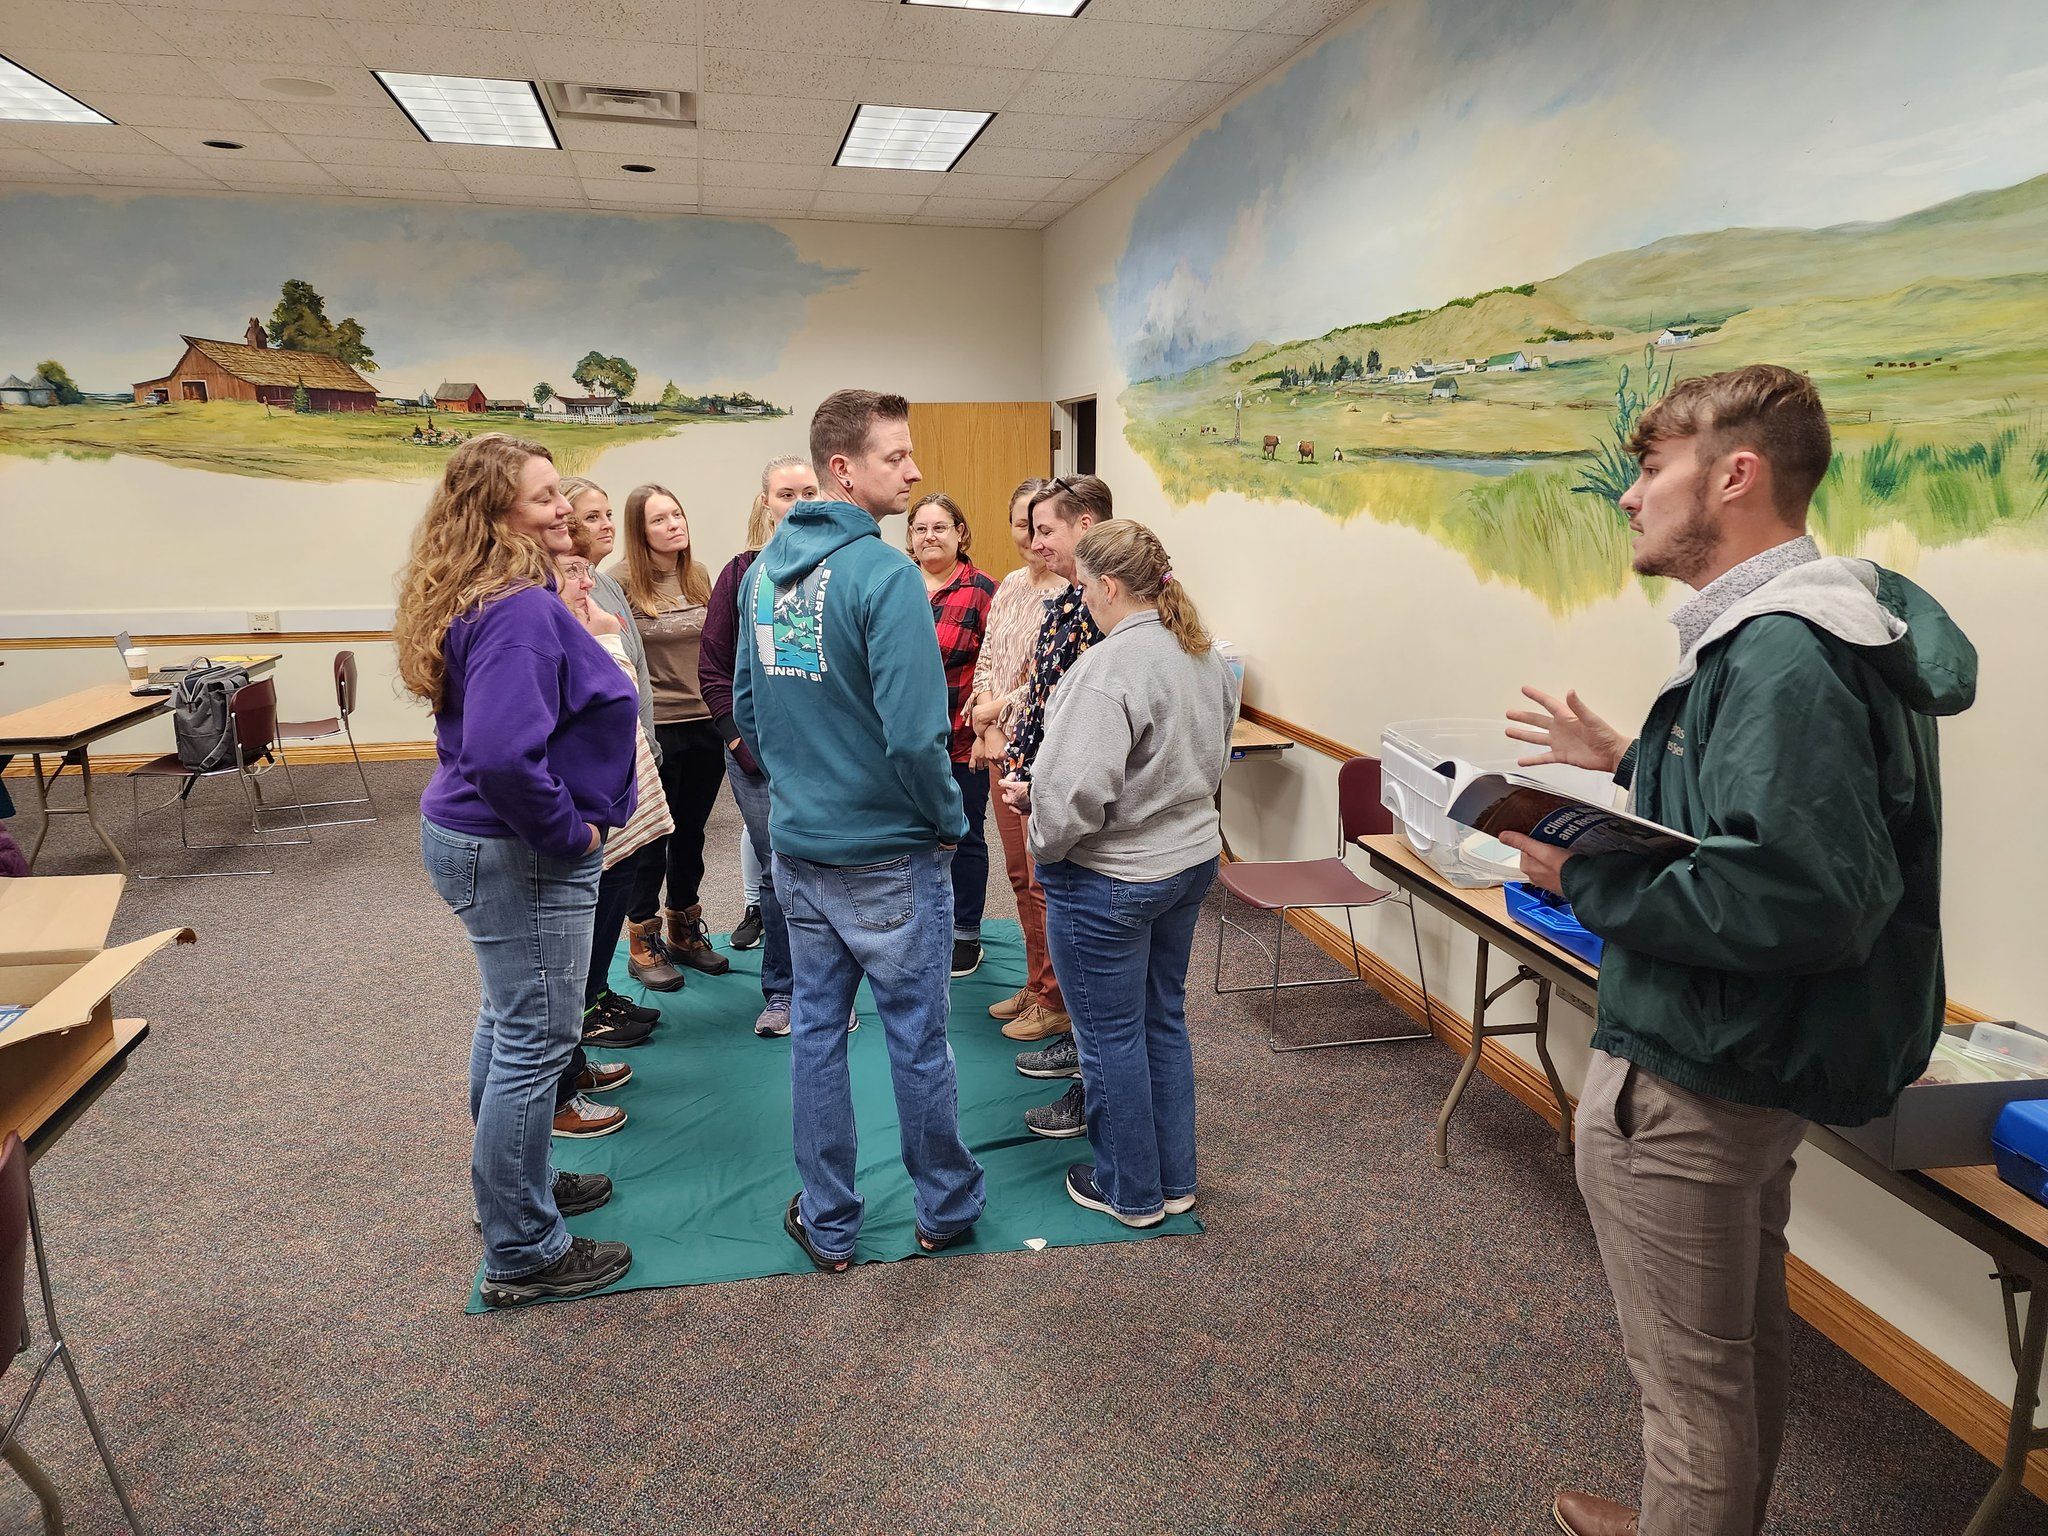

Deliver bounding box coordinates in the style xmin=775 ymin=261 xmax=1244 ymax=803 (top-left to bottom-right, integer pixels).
xmin=171 ymin=662 xmax=251 ymax=772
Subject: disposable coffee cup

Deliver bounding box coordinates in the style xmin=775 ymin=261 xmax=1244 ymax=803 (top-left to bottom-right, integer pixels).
xmin=124 ymin=647 xmax=149 ymax=684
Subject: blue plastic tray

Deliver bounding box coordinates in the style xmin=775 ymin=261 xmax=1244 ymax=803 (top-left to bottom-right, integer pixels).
xmin=1993 ymin=1099 xmax=2048 ymax=1206
xmin=1503 ymin=882 xmax=1605 ymax=967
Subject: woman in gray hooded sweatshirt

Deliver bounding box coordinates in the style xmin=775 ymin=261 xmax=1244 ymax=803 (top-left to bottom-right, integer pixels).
xmin=1004 ymin=520 xmax=1239 ymax=1228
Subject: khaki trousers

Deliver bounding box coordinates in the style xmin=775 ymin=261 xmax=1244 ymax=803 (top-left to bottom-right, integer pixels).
xmin=1575 ymin=1049 xmax=1809 ymax=1536
xmin=990 ymin=786 xmax=1064 ymax=1011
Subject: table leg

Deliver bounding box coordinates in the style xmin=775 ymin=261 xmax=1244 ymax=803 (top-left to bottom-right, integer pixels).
xmin=73 ymin=747 xmax=127 ymax=875
xmin=1529 ymin=981 xmax=1573 ymax=1154
xmin=23 ymin=751 xmax=53 ymax=871
xmin=1433 ymin=941 xmax=1492 ymax=1168
xmin=2 ymin=1439 xmax=65 ymax=1534
xmin=1962 ymin=1274 xmax=2047 ymax=1536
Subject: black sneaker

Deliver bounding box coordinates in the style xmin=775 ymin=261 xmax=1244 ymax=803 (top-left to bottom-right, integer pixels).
xmin=1024 ymin=1081 xmax=1086 ymax=1138
xmin=480 ymin=1234 xmax=631 ymax=1308
xmin=950 ymin=939 xmax=983 ymax=978
xmin=598 ymin=989 xmax=659 ymax=1025
xmin=582 ymin=1003 xmax=654 ymax=1049
xmin=1016 ymin=1032 xmax=1081 ymax=1080
xmin=554 ymin=1170 xmax=613 ymax=1217
xmin=731 ymin=904 xmax=764 ymax=950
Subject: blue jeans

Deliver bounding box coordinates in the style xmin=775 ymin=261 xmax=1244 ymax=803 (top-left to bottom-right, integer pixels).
xmin=775 ymin=847 xmax=986 ymax=1258
xmin=1039 ymin=857 xmax=1215 ymax=1218
xmin=421 ymin=817 xmax=601 ymax=1281
xmin=950 ymin=761 xmax=989 ymax=941
xmin=554 ymin=858 xmax=637 ymax=1109
xmin=724 ymin=749 xmax=792 ymax=999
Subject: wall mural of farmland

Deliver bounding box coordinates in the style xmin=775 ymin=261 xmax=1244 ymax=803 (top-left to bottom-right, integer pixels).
xmin=1105 ymin=0 xmax=2048 ymax=612
xmin=0 ymin=194 xmax=841 ymax=483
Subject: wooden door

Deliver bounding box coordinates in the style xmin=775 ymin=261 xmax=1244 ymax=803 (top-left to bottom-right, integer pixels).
xmin=905 ymin=401 xmax=1050 ymax=580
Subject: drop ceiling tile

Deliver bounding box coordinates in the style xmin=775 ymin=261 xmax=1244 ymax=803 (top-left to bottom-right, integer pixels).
xmin=0 ymin=147 xmax=72 ymax=175
xmin=42 ymin=148 xmax=204 ymax=177
xmin=811 ymin=188 xmax=927 ymax=216
xmin=6 ymin=48 xmax=221 ymax=97
xmin=1074 ymin=148 xmax=1143 ymax=179
xmin=1016 ymin=198 xmax=1070 ymax=222
xmin=0 ymin=165 xmax=79 ymax=182
xmin=1133 ymin=78 xmax=1235 ymax=122
xmin=816 ymin=165 xmax=946 ymax=195
xmin=217 ymin=178 xmax=352 ymax=196
xmin=571 ymin=149 xmax=697 ymax=182
xmin=95 ymin=174 xmax=230 ymax=189
xmin=456 ymin=169 xmax=585 ymax=198
xmin=499 ymin=0 xmax=701 ymax=42
xmin=698 ymin=128 xmax=834 ymax=165
xmin=348 ymin=185 xmax=469 ymax=201
xmin=701 ymin=190 xmax=812 ymax=213
xmin=471 ymin=187 xmax=591 ymax=207
xmin=914 ymin=212 xmax=1014 ymax=226
xmin=1256 ymin=0 xmax=1364 ymax=36
xmin=285 ymin=133 xmax=446 ymax=167
xmin=952 ymin=143 xmax=1091 ymax=178
xmin=920 ymin=193 xmax=1037 ymax=220
xmin=332 ymin=164 xmax=466 ymax=191
xmin=249 ymin=102 xmax=417 ymax=137
xmin=702 ymin=0 xmax=880 ymax=56
xmin=553 ymin=120 xmax=699 ymax=156
xmin=129 ymin=0 xmax=328 ymax=13
xmin=1199 ymin=27 xmax=1306 ymax=84
xmin=855 ymin=59 xmax=1023 ymax=113
xmin=575 ymin=175 xmax=698 ymax=204
xmin=345 ymin=22 xmax=535 ymax=77
xmin=1041 ymin=174 xmax=1105 ymax=204
xmin=437 ymin=143 xmax=575 ymax=173
xmin=696 ymin=93 xmax=856 ymax=139
xmin=938 ymin=171 xmax=1059 ymax=201
xmin=198 ymin=156 xmax=340 ymax=184
xmin=1 ymin=123 xmax=164 ymax=154
xmin=194 ymin=59 xmax=394 ymax=105
xmin=134 ymin=8 xmax=355 ymax=63
xmin=1084 ymin=0 xmax=1277 ymax=26
xmin=317 ymin=0 xmax=517 ymax=26
xmin=1038 ymin=19 xmax=1237 ymax=80
xmin=868 ymin=8 xmax=1066 ymax=70
xmin=1000 ymin=71 xmax=1196 ymax=120
xmin=702 ymin=158 xmax=824 ymax=189
xmin=587 ymin=201 xmax=698 ymax=215
xmin=137 ymin=127 xmax=308 ymax=160
xmin=978 ymin=111 xmax=1151 ymax=154
xmin=527 ymin=36 xmax=698 ymax=91
xmin=699 ymin=47 xmax=842 ymax=99
xmin=0 ymin=2 xmax=179 ymax=56
xmin=80 ymin=93 xmax=272 ymax=130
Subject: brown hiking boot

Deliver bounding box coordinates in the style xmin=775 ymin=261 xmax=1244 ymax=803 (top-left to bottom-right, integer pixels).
xmin=988 ymin=987 xmax=1031 ymax=1022
xmin=1552 ymin=1492 xmax=1638 ymax=1536
xmin=1002 ymin=1004 xmax=1072 ymax=1042
xmin=627 ymin=917 xmax=684 ymax=992
xmin=665 ymin=903 xmax=730 ymax=976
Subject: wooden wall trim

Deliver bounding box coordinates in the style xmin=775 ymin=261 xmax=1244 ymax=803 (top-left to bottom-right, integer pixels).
xmin=0 ymin=632 xmax=393 ymax=650
xmin=1238 ymin=702 xmax=1364 ymax=764
xmin=1273 ymin=900 xmax=2046 ymax=1499
xmin=2 ymin=740 xmax=435 ymax=777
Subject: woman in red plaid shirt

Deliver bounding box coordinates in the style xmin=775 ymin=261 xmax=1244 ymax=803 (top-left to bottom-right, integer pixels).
xmin=908 ymin=493 xmax=997 ymax=979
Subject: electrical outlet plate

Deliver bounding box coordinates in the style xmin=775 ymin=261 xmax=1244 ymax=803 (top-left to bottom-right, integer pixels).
xmin=248 ymin=610 xmax=280 ymax=633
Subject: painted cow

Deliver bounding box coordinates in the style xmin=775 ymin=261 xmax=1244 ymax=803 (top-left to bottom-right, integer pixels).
xmin=1262 ymin=435 xmax=1280 ymax=459
xmin=1297 ymin=439 xmax=1316 ymax=463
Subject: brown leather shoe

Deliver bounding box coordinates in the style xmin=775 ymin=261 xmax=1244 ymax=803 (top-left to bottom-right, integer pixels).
xmin=1552 ymin=1491 xmax=1638 ymax=1536
xmin=665 ymin=903 xmax=730 ymax=976
xmin=627 ymin=918 xmax=684 ymax=992
xmin=1002 ymin=1004 xmax=1072 ymax=1042
xmin=988 ymin=987 xmax=1031 ymax=1022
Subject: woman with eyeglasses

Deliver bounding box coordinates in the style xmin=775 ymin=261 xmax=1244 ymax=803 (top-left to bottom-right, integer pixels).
xmin=1002 ymin=520 xmax=1237 ymax=1228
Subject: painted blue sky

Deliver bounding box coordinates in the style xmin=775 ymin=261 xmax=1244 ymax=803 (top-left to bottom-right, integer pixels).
xmin=1105 ymin=0 xmax=2048 ymax=379
xmin=0 ymin=193 xmax=855 ymax=395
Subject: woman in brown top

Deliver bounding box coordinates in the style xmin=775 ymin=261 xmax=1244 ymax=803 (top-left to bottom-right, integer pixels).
xmin=613 ymin=481 xmax=730 ymax=982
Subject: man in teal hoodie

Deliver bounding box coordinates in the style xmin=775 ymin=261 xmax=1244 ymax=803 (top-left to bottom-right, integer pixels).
xmin=1503 ymin=366 xmax=1977 ymax=1536
xmin=733 ymin=388 xmax=983 ymax=1268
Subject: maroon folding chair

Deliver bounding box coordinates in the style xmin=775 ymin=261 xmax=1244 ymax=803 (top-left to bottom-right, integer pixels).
xmin=2 ymin=1132 xmax=146 ymax=1533
xmin=1214 ymin=754 xmax=1434 ymax=1051
xmin=127 ymin=676 xmax=313 ymax=877
xmin=277 ymin=650 xmax=377 ymax=828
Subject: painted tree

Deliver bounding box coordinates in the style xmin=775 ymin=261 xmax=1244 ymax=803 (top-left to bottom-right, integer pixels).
xmin=659 ymin=379 xmax=684 ymax=410
xmin=34 ymin=359 xmax=84 ymax=405
xmin=268 ymin=278 xmax=377 ymax=371
xmin=292 ymin=376 xmax=312 ymax=414
xmin=1366 ymin=347 xmax=1381 ymax=374
xmin=533 ymin=381 xmax=556 ymax=408
xmin=572 ymin=350 xmax=638 ymax=405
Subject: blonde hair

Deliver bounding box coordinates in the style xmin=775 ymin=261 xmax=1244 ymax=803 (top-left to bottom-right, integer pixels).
xmin=906 ymin=491 xmax=971 ymax=557
xmin=557 ymin=474 xmax=604 ymax=508
xmin=1075 ymin=520 xmax=1211 ymax=655
xmin=394 ymin=433 xmax=556 ymax=709
xmin=745 ymin=492 xmax=775 ymax=552
xmin=618 ymin=481 xmax=711 ymax=614
xmin=760 ymin=454 xmax=812 ymax=493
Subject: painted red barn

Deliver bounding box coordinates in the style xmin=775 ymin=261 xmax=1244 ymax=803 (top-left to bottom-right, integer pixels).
xmin=132 ymin=319 xmax=377 ymax=410
xmin=433 ymin=380 xmax=488 ymax=413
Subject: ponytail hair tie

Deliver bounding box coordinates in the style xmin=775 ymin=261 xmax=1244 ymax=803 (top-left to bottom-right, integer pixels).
xmin=1160 ymin=571 xmax=1175 ymax=585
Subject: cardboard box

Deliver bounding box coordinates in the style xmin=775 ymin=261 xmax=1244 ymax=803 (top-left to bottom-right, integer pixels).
xmin=0 ymin=874 xmax=193 ymax=1145
xmin=1830 ymin=1027 xmax=2048 ymax=1170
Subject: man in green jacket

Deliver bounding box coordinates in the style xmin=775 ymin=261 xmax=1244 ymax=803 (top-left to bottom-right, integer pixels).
xmin=1501 ymin=365 xmax=1977 ymax=1536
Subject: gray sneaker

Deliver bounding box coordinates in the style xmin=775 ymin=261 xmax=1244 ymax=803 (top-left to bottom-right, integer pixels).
xmin=754 ymin=994 xmax=792 ymax=1038
xmin=1024 ymin=1082 xmax=1086 ymax=1139
xmin=1016 ymin=1033 xmax=1081 ymax=1080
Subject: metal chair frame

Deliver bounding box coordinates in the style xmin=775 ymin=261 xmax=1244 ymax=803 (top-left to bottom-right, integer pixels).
xmin=128 ymin=679 xmax=312 ymax=879
xmin=1214 ymin=755 xmax=1436 ymax=1052
xmin=276 ymin=651 xmax=378 ymax=829
xmin=3 ymin=1142 xmax=146 ymax=1534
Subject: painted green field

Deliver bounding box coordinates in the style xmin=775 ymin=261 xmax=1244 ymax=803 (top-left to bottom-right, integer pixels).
xmin=0 ymin=400 xmax=715 ymax=483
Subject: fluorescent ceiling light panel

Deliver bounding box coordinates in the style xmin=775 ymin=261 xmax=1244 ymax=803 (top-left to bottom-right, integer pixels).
xmin=375 ymin=72 xmax=559 ymax=148
xmin=0 ymin=54 xmax=113 ymax=123
xmin=836 ymin=105 xmax=993 ymax=172
xmin=901 ymin=0 xmax=1091 ymax=14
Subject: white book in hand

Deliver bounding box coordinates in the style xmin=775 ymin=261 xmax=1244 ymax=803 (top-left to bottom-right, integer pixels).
xmin=1441 ymin=761 xmax=1697 ymax=861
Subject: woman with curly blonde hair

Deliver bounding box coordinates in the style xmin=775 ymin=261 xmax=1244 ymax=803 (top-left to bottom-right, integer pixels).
xmin=397 ymin=433 xmax=639 ymax=1308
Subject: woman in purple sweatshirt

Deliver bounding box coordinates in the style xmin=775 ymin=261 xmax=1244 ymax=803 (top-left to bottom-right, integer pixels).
xmin=394 ymin=434 xmax=639 ymax=1308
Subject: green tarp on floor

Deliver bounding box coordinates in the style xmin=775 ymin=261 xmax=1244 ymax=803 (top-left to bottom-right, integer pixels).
xmin=466 ymin=920 xmax=1201 ymax=1310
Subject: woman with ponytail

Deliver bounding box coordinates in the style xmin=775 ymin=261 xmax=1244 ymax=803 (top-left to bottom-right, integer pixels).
xmin=397 ymin=433 xmax=636 ymax=1306
xmin=1000 ymin=520 xmax=1239 ymax=1228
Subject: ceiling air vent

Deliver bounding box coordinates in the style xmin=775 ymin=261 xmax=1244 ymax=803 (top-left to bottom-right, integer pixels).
xmin=543 ymin=82 xmax=695 ymax=126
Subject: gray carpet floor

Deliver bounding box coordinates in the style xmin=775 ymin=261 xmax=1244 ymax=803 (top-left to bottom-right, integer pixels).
xmin=3 ymin=759 xmax=2039 ymax=1534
